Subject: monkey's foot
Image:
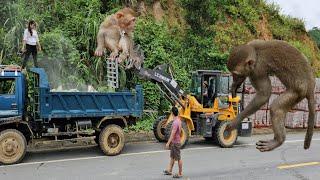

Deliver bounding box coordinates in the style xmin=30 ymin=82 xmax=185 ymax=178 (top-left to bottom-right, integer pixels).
xmin=256 ymin=140 xmax=280 ymax=152
xmin=110 ymin=52 xmax=119 ymax=60
xmin=94 ymin=49 xmax=104 ymax=57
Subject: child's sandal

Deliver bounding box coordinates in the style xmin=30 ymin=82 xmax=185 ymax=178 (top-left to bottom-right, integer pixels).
xmin=163 ymin=170 xmax=172 ymax=175
xmin=173 ymin=174 xmax=183 ymax=178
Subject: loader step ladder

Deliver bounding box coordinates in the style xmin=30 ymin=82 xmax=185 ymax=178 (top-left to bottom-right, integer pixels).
xmin=106 ymin=58 xmax=119 ymax=89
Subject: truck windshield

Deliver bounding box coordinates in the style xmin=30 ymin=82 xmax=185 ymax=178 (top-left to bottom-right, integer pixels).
xmin=0 ymin=78 xmax=15 ymax=95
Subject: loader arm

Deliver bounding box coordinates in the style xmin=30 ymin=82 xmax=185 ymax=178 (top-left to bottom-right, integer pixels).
xmin=133 ymin=64 xmax=186 ymax=108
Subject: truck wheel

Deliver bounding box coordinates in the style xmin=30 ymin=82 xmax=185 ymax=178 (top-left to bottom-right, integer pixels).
xmin=94 ymin=132 xmax=100 ymax=146
xmin=214 ymin=121 xmax=238 ymax=148
xmin=0 ymin=129 xmax=27 ymax=165
xmin=153 ymin=116 xmax=168 ymax=142
xmin=99 ymin=125 xmax=125 ymax=156
xmin=165 ymin=121 xmax=189 ymax=148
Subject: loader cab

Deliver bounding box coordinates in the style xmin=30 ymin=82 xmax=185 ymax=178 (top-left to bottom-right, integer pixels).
xmin=0 ymin=65 xmax=25 ymax=118
xmin=190 ymin=70 xmax=231 ymax=107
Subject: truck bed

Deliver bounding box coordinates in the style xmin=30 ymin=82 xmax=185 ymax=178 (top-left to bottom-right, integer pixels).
xmin=29 ymin=68 xmax=143 ymax=120
xmin=41 ymin=87 xmax=143 ymax=119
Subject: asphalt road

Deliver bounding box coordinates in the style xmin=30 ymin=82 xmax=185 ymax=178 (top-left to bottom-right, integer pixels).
xmin=1 ymin=132 xmax=320 ymax=180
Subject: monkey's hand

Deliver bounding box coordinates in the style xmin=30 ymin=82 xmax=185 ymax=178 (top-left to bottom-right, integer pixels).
xmin=126 ymin=57 xmax=142 ymax=69
xmin=226 ymin=120 xmax=239 ymax=131
xmin=94 ymin=48 xmax=105 ymax=57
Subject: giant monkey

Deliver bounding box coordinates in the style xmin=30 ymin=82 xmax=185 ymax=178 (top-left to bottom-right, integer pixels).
xmin=227 ymin=40 xmax=315 ymax=152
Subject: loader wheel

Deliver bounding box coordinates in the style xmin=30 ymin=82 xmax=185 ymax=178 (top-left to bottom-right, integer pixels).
xmin=99 ymin=125 xmax=125 ymax=156
xmin=153 ymin=116 xmax=168 ymax=142
xmin=165 ymin=121 xmax=189 ymax=148
xmin=214 ymin=121 xmax=238 ymax=148
xmin=0 ymin=129 xmax=27 ymax=165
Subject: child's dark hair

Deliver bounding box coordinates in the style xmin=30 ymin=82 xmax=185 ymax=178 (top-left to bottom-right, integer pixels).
xmin=171 ymin=106 xmax=179 ymax=116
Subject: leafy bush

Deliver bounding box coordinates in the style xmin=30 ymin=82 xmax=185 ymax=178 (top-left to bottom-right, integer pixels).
xmin=127 ymin=112 xmax=157 ymax=132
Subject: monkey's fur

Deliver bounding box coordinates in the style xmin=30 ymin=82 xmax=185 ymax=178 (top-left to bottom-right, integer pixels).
xmin=95 ymin=8 xmax=142 ymax=68
xmin=227 ymin=40 xmax=315 ymax=152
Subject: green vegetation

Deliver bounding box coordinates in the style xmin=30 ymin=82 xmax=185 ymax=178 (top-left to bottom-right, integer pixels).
xmin=1 ymin=0 xmax=320 ymax=131
xmin=309 ymin=27 xmax=320 ymax=49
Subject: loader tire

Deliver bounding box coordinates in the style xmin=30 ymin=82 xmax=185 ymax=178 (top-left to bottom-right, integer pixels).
xmin=214 ymin=121 xmax=238 ymax=148
xmin=165 ymin=120 xmax=189 ymax=148
xmin=0 ymin=129 xmax=27 ymax=165
xmin=153 ymin=116 xmax=168 ymax=142
xmin=99 ymin=125 xmax=125 ymax=156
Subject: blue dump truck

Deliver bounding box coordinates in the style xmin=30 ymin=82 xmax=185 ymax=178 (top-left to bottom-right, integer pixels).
xmin=0 ymin=65 xmax=143 ymax=164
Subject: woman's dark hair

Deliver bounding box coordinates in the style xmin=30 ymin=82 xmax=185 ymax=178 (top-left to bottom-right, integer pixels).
xmin=171 ymin=106 xmax=179 ymax=116
xmin=28 ymin=20 xmax=36 ymax=36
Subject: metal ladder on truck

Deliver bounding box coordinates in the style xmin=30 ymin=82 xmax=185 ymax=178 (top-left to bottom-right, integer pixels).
xmin=106 ymin=59 xmax=119 ymax=89
xmin=31 ymin=72 xmax=41 ymax=122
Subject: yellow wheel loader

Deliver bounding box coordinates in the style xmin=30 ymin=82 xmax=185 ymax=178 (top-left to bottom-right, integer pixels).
xmin=134 ymin=65 xmax=252 ymax=148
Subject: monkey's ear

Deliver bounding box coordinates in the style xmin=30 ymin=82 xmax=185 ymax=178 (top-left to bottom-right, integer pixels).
xmin=116 ymin=12 xmax=124 ymax=19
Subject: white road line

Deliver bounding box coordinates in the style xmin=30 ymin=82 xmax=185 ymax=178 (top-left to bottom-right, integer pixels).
xmin=1 ymin=138 xmax=320 ymax=168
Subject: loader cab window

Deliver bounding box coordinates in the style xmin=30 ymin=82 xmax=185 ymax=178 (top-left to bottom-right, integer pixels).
xmin=218 ymin=76 xmax=230 ymax=94
xmin=215 ymin=75 xmax=231 ymax=109
xmin=190 ymin=73 xmax=201 ymax=98
xmin=207 ymin=77 xmax=216 ymax=107
xmin=0 ymin=78 xmax=16 ymax=95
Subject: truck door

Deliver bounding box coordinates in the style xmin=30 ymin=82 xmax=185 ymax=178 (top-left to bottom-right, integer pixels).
xmin=0 ymin=78 xmax=18 ymax=117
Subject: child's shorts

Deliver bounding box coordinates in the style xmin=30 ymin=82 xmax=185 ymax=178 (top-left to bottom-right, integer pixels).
xmin=170 ymin=143 xmax=181 ymax=161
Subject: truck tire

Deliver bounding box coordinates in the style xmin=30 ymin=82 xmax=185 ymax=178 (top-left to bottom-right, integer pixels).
xmin=0 ymin=129 xmax=27 ymax=165
xmin=99 ymin=125 xmax=125 ymax=156
xmin=214 ymin=121 xmax=238 ymax=148
xmin=94 ymin=132 xmax=100 ymax=146
xmin=153 ymin=116 xmax=168 ymax=142
xmin=165 ymin=120 xmax=189 ymax=148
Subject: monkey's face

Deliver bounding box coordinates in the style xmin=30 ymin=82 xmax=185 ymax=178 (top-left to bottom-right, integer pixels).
xmin=116 ymin=12 xmax=136 ymax=32
xmin=231 ymin=60 xmax=255 ymax=78
xmin=228 ymin=56 xmax=248 ymax=77
xmin=227 ymin=45 xmax=256 ymax=77
xmin=124 ymin=15 xmax=136 ymax=31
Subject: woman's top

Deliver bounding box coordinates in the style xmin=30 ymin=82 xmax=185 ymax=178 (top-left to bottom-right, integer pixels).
xmin=23 ymin=29 xmax=39 ymax=46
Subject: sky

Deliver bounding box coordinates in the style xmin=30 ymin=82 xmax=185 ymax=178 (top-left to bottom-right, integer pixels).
xmin=266 ymin=0 xmax=320 ymax=30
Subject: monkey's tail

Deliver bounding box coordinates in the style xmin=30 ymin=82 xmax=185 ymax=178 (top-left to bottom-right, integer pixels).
xmin=305 ymin=92 xmax=315 ymax=149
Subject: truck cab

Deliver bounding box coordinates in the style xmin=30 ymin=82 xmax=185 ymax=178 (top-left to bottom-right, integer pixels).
xmin=0 ymin=65 xmax=25 ymax=118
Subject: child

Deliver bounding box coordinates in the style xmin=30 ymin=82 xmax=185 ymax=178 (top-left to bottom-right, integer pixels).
xmin=163 ymin=106 xmax=183 ymax=178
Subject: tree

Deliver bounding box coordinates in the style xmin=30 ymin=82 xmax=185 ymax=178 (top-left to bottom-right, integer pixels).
xmin=309 ymin=27 xmax=320 ymax=49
